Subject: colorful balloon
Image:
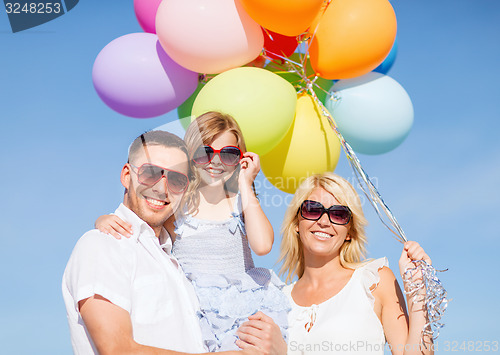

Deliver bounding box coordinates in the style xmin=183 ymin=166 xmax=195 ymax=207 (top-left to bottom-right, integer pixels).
xmin=325 ymin=72 xmax=413 ymax=155
xmin=308 ymin=0 xmax=329 ymax=34
xmin=374 ymin=37 xmax=398 ymax=75
xmin=261 ymin=94 xmax=341 ymax=194
xmin=239 ymin=0 xmax=324 ymax=36
xmin=263 ymin=29 xmax=298 ymax=62
xmin=92 ymin=33 xmax=198 ymax=118
xmin=177 ymin=81 xmax=204 ymax=129
xmin=156 ymin=0 xmax=263 ymax=74
xmin=134 ymin=0 xmax=162 ymax=33
xmin=192 ymin=67 xmax=297 ymax=155
xmin=244 ymin=56 xmax=266 ymax=68
xmin=265 ymin=53 xmax=334 ymax=103
xmin=309 ymin=0 xmax=397 ymax=79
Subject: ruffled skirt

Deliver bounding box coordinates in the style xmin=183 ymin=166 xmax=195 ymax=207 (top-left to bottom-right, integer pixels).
xmin=186 ymin=267 xmax=291 ymax=352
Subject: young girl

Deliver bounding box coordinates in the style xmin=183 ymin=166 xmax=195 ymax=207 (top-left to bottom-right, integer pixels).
xmin=96 ymin=111 xmax=289 ymax=351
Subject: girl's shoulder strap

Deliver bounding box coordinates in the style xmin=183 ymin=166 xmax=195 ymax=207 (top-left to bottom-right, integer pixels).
xmin=233 ymin=192 xmax=243 ymax=215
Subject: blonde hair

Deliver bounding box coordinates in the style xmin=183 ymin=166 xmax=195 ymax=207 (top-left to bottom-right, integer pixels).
xmin=183 ymin=111 xmax=247 ymax=214
xmin=279 ymin=173 xmax=369 ymax=283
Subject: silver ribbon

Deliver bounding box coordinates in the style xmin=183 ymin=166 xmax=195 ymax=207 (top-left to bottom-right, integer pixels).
xmin=262 ymin=42 xmax=449 ymax=341
xmin=402 ymin=260 xmax=449 ymax=340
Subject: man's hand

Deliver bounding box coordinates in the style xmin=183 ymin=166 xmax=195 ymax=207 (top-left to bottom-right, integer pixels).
xmin=236 ymin=311 xmax=287 ymax=355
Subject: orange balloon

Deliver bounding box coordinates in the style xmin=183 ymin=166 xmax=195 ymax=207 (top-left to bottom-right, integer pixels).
xmin=308 ymin=0 xmax=330 ymax=35
xmin=239 ymin=0 xmax=324 ymax=36
xmin=309 ymin=0 xmax=397 ymax=80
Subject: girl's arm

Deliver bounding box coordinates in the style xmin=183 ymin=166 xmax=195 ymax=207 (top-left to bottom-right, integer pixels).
xmin=95 ymin=214 xmax=176 ymax=241
xmin=95 ymin=214 xmax=133 ymax=239
xmin=377 ymin=241 xmax=433 ymax=355
xmin=238 ymin=152 xmax=274 ymax=256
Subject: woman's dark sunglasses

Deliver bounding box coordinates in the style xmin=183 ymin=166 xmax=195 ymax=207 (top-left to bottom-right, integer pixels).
xmin=129 ymin=163 xmax=189 ymax=193
xmin=192 ymin=145 xmax=242 ymax=166
xmin=299 ymin=200 xmax=352 ymax=225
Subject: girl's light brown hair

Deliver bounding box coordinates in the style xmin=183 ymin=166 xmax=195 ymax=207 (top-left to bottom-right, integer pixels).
xmin=183 ymin=111 xmax=247 ymax=215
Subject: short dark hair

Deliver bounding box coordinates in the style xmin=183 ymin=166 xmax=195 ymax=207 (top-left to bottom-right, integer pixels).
xmin=128 ymin=130 xmax=188 ymax=164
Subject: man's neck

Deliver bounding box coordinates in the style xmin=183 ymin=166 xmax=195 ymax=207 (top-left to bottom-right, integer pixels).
xmin=122 ymin=201 xmax=163 ymax=239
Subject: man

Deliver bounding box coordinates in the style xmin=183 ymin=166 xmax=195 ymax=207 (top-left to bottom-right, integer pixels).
xmin=62 ymin=131 xmax=284 ymax=355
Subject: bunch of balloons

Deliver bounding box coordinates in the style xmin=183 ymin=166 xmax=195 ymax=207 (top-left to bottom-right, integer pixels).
xmin=92 ymin=0 xmax=414 ymax=194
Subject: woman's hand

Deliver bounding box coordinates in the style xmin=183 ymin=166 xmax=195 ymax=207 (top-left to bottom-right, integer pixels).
xmin=399 ymin=241 xmax=432 ymax=284
xmin=239 ymin=152 xmax=260 ymax=188
xmin=95 ymin=214 xmax=133 ymax=239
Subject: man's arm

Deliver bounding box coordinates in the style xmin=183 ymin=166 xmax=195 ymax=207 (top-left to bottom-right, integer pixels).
xmin=79 ymin=295 xmax=185 ymax=355
xmin=79 ymin=295 xmax=263 ymax=355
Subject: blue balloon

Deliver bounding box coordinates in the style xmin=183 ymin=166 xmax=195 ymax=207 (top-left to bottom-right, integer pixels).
xmin=374 ymin=37 xmax=398 ymax=75
xmin=326 ymin=72 xmax=413 ymax=155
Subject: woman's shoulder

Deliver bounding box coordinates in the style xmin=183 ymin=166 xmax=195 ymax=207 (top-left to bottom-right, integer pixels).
xmin=355 ymin=257 xmax=390 ymax=292
xmin=282 ymin=282 xmax=296 ymax=294
xmin=281 ymin=282 xmax=298 ymax=306
xmin=356 ymin=257 xmax=389 ymax=274
xmin=365 ymin=258 xmax=402 ymax=304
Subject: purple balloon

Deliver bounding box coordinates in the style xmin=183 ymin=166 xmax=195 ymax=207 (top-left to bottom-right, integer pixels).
xmin=92 ymin=33 xmax=198 ymax=118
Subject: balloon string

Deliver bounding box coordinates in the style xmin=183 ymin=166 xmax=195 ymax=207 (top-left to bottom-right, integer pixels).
xmin=308 ymin=86 xmax=449 ymax=341
xmin=262 ymin=8 xmax=448 ymax=342
xmin=265 ymin=58 xmax=402 ymax=242
xmin=309 ymin=88 xmax=408 ymax=243
xmin=262 ymin=52 xmax=330 ymax=101
xmin=266 ymin=36 xmax=407 ymax=242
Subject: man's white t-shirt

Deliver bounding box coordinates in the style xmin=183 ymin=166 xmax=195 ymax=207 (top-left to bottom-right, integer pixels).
xmin=62 ymin=204 xmax=205 ymax=354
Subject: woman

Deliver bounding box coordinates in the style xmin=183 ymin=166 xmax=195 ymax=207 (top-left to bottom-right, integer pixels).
xmin=277 ymin=172 xmax=433 ymax=355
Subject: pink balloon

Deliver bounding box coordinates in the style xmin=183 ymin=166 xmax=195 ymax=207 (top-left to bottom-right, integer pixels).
xmin=156 ymin=0 xmax=264 ymax=74
xmin=92 ymin=33 xmax=198 ymax=118
xmin=134 ymin=0 xmax=162 ymax=33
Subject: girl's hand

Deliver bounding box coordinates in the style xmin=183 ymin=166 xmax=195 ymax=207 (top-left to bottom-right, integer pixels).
xmin=95 ymin=214 xmax=133 ymax=239
xmin=399 ymin=241 xmax=432 ymax=283
xmin=239 ymin=152 xmax=260 ymax=187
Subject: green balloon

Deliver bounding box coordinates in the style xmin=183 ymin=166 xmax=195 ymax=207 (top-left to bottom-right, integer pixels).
xmin=177 ymin=82 xmax=205 ymax=130
xmin=192 ymin=67 xmax=297 ymax=156
xmin=265 ymin=53 xmax=333 ymax=103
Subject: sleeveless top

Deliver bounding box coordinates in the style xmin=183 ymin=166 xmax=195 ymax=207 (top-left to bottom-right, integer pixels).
xmin=172 ymin=194 xmax=290 ymax=352
xmin=172 ymin=194 xmax=254 ymax=276
xmin=283 ymin=258 xmax=388 ymax=355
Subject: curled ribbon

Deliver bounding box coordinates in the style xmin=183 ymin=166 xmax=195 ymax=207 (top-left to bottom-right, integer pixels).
xmin=262 ymin=42 xmax=449 ymax=342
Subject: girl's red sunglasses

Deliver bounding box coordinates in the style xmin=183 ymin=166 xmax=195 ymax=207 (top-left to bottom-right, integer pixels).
xmin=192 ymin=145 xmax=242 ymax=166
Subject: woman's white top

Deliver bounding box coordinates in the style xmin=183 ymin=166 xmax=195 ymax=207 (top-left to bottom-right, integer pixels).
xmin=283 ymin=258 xmax=388 ymax=355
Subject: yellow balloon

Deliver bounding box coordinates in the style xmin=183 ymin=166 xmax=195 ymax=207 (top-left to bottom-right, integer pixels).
xmin=261 ymin=94 xmax=341 ymax=194
xmin=192 ymin=67 xmax=297 ymax=155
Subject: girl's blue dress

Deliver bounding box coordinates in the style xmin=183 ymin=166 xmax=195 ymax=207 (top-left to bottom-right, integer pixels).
xmin=172 ymin=195 xmax=290 ymax=351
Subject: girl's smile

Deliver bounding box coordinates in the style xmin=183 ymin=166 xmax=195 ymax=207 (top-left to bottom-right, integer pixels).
xmin=197 ymin=131 xmax=239 ymax=187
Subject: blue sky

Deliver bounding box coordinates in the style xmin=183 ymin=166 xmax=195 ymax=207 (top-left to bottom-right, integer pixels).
xmin=1 ymin=1 xmax=499 ymax=354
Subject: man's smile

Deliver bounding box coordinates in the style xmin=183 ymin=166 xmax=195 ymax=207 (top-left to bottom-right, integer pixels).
xmin=143 ymin=196 xmax=168 ymax=210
